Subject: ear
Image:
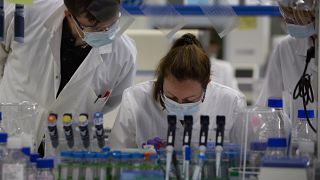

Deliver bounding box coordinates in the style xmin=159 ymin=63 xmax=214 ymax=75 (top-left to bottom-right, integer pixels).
xmin=64 ymin=10 xmax=72 ymax=17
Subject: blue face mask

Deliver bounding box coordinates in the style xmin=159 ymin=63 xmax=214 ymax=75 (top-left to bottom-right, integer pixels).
xmin=83 ymin=20 xmax=120 ymax=48
xmin=287 ymin=23 xmax=316 ymax=38
xmin=162 ymin=94 xmax=202 ymax=120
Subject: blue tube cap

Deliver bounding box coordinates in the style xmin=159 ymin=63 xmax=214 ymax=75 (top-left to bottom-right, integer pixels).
xmin=30 ymin=153 xmax=40 ymax=163
xmin=102 ymin=147 xmax=110 ymax=152
xmin=298 ymin=110 xmax=314 ymax=119
xmin=185 ymin=147 xmax=191 ymax=161
xmin=0 ymin=133 xmax=8 ymax=143
xmin=111 ymin=151 xmax=122 ymax=159
xmin=267 ymin=138 xmax=287 ymax=148
xmin=96 ymin=152 xmax=109 ymax=159
xmin=267 ymin=99 xmax=283 ymax=108
xmin=84 ymin=152 xmax=96 ymax=158
xmin=22 ymin=147 xmax=31 ymax=156
xmin=60 ymin=151 xmax=73 ymax=157
xmin=73 ymin=152 xmax=85 ymax=158
xmin=250 ymin=142 xmax=267 ymax=151
xmin=131 ymin=152 xmax=144 ymax=159
xmin=121 ymin=153 xmax=131 ymax=159
xmin=94 ymin=112 xmax=103 ymax=119
xmin=261 ymin=156 xmax=309 ymax=168
xmin=36 ymin=158 xmax=54 ymax=169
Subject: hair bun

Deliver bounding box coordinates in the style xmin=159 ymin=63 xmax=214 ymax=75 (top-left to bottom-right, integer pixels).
xmin=182 ymin=33 xmax=196 ymax=45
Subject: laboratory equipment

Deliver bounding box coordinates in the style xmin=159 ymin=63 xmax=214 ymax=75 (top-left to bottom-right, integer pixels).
xmin=36 ymin=158 xmax=55 ymax=180
xmin=215 ymin=116 xmax=226 ymax=178
xmin=14 ymin=4 xmax=24 ymax=43
xmin=266 ymin=138 xmax=287 ymax=158
xmin=58 ymin=151 xmax=73 ymax=180
xmin=21 ymin=134 xmax=33 ymax=157
xmin=27 ymin=153 xmax=40 ymax=180
xmin=78 ymin=113 xmax=90 ymax=149
xmin=94 ymin=112 xmax=105 ymax=149
xmin=62 ymin=113 xmax=74 ymax=149
xmin=182 ymin=115 xmax=193 ymax=180
xmin=192 ymin=115 xmax=210 ymax=180
xmin=2 ymin=136 xmax=27 ymax=180
xmin=84 ymin=152 xmax=96 ymax=180
xmin=165 ymin=115 xmax=177 ymax=180
xmin=47 ymin=113 xmax=59 ymax=148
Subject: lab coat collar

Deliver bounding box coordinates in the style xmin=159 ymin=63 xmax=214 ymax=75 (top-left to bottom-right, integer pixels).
xmin=294 ymin=37 xmax=314 ymax=57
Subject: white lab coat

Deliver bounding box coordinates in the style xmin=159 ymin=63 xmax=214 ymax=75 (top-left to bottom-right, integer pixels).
xmin=108 ymin=81 xmax=247 ymax=149
xmin=256 ymin=36 xmax=317 ymax=122
xmin=210 ymin=57 xmax=239 ymax=90
xmin=0 ymin=0 xmax=137 ymax=152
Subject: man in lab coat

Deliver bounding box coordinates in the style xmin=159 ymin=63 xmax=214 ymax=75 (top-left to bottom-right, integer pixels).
xmin=0 ymin=0 xmax=136 ymax=155
xmin=109 ymin=33 xmax=247 ymax=149
xmin=207 ymin=30 xmax=239 ymax=90
xmin=256 ymin=0 xmax=316 ymax=129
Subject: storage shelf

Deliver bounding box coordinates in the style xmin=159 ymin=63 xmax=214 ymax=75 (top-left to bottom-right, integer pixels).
xmin=123 ymin=5 xmax=281 ymax=16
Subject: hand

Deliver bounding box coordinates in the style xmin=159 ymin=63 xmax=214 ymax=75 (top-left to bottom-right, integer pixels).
xmin=142 ymin=137 xmax=166 ymax=150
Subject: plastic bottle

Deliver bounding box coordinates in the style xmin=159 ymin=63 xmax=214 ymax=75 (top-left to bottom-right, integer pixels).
xmin=266 ymin=138 xmax=287 ymax=158
xmin=2 ymin=136 xmax=27 ymax=180
xmin=27 ymin=153 xmax=40 ymax=180
xmin=249 ymin=142 xmax=267 ymax=167
xmin=267 ymin=99 xmax=291 ymax=138
xmin=0 ymin=133 xmax=8 ymax=179
xmin=21 ymin=134 xmax=33 ymax=157
xmin=36 ymin=158 xmax=55 ymax=180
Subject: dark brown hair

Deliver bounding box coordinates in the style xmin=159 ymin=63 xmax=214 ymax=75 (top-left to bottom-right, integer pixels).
xmin=153 ymin=33 xmax=211 ymax=107
xmin=64 ymin=0 xmax=120 ymax=23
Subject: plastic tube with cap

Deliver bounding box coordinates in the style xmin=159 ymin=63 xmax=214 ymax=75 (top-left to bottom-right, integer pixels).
xmin=78 ymin=113 xmax=90 ymax=149
xmin=94 ymin=112 xmax=105 ymax=148
xmin=0 ymin=0 xmax=4 ymax=42
xmin=62 ymin=113 xmax=74 ymax=148
xmin=192 ymin=115 xmax=210 ymax=180
xmin=48 ymin=113 xmax=59 ymax=148
xmin=14 ymin=4 xmax=24 ymax=43
xmin=165 ymin=115 xmax=177 ymax=180
xmin=215 ymin=116 xmax=226 ymax=178
xmin=182 ymin=115 xmax=193 ymax=180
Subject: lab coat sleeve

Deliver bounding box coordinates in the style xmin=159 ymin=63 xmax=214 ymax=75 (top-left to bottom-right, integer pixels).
xmin=256 ymin=44 xmax=284 ymax=106
xmin=108 ymin=89 xmax=138 ymax=149
xmin=0 ymin=6 xmax=14 ymax=82
xmin=229 ymin=94 xmax=254 ymax=144
xmin=102 ymin=52 xmax=137 ymax=114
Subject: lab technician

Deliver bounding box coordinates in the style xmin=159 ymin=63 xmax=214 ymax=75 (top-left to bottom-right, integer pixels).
xmin=109 ymin=34 xmax=246 ymax=149
xmin=256 ymin=0 xmax=317 ymax=130
xmin=207 ymin=30 xmax=239 ymax=90
xmin=0 ymin=0 xmax=136 ymax=154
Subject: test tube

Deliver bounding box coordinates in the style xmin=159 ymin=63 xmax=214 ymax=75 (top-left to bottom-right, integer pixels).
xmin=94 ymin=112 xmax=105 ymax=148
xmin=78 ymin=113 xmax=90 ymax=149
xmin=62 ymin=113 xmax=74 ymax=148
xmin=14 ymin=4 xmax=24 ymax=43
xmin=47 ymin=113 xmax=59 ymax=148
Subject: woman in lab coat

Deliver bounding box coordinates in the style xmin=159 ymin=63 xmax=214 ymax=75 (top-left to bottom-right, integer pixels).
xmin=109 ymin=34 xmax=246 ymax=149
xmin=0 ymin=0 xmax=136 ymax=154
xmin=256 ymin=0 xmax=317 ymax=129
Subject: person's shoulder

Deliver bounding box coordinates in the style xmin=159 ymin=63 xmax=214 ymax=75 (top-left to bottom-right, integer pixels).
xmin=277 ymin=35 xmax=308 ymax=49
xmin=207 ymin=81 xmax=245 ymax=99
xmin=114 ymin=34 xmax=137 ymax=59
xmin=123 ymin=81 xmax=154 ymax=99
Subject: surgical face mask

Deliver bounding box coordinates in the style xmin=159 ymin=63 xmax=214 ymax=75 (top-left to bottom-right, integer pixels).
xmin=286 ymin=23 xmax=316 ymax=38
xmin=82 ymin=20 xmax=120 ymax=48
xmin=162 ymin=94 xmax=203 ymax=120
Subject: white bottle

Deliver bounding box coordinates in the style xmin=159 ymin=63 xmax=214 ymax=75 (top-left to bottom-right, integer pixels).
xmin=2 ymin=136 xmax=27 ymax=180
xmin=36 ymin=158 xmax=55 ymax=180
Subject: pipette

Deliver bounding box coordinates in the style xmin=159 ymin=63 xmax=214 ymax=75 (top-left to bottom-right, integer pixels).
xmin=94 ymin=112 xmax=105 ymax=148
xmin=192 ymin=115 xmax=210 ymax=180
xmin=78 ymin=113 xmax=90 ymax=149
xmin=165 ymin=115 xmax=177 ymax=180
xmin=215 ymin=116 xmax=226 ymax=178
xmin=14 ymin=4 xmax=24 ymax=43
xmin=182 ymin=115 xmax=193 ymax=180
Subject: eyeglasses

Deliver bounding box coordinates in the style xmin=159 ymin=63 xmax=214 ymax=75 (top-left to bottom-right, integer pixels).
xmin=71 ymin=14 xmax=120 ymax=33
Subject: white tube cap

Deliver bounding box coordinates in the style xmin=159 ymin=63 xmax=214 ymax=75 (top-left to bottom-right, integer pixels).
xmin=7 ymin=136 xmax=22 ymax=149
